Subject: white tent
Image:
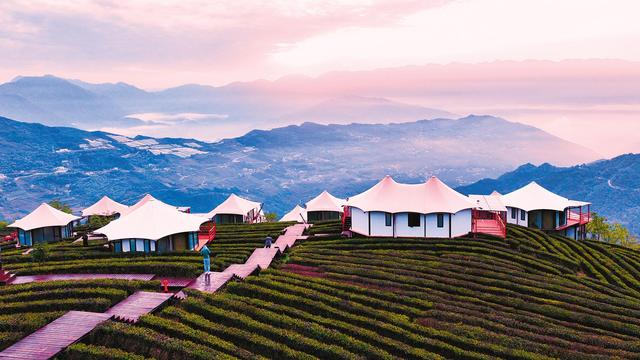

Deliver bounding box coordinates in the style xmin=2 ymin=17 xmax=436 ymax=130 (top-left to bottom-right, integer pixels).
xmin=206 ymin=194 xmax=262 ymax=219
xmin=81 ymin=196 xmax=129 ymax=217
xmin=96 ymin=199 xmax=208 ymax=242
xmin=305 ymin=191 xmax=345 ymax=213
xmin=348 ymin=175 xmax=475 ymax=214
xmin=346 ymin=176 xmax=475 ymax=238
xmin=10 ymin=203 xmax=80 ymax=231
xmin=501 ymin=182 xmax=590 ymax=212
xmin=468 ymin=193 xmax=507 ymax=212
xmin=280 ymin=205 xmax=307 ymax=222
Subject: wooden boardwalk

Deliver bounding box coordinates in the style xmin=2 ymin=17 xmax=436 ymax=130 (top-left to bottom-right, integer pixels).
xmin=188 ymin=271 xmax=235 ymax=292
xmin=0 ymin=311 xmax=111 ymax=360
xmin=105 ymin=291 xmax=173 ymax=323
xmin=10 ymin=273 xmax=155 ymax=285
xmin=188 ymin=223 xmax=310 ymax=293
xmin=245 ymin=247 xmax=280 ymax=269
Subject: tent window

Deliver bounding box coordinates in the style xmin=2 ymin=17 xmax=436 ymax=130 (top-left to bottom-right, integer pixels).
xmin=385 ymin=213 xmax=392 ymax=227
xmin=122 ymin=240 xmax=130 ymax=252
xmin=408 ymin=213 xmax=421 ymax=227
xmin=520 ymin=210 xmax=526 ymax=221
xmin=437 ymin=213 xmax=444 ymax=228
xmin=511 ymin=208 xmax=517 ymax=219
xmin=150 ymin=241 xmax=156 ymax=252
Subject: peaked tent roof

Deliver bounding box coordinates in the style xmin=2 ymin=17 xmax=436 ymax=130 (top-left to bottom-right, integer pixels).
xmin=468 ymin=194 xmax=507 ymax=212
xmin=280 ymin=205 xmax=307 ymax=222
xmin=96 ymin=199 xmax=209 ymax=241
xmin=305 ymin=191 xmax=345 ymax=213
xmin=207 ymin=194 xmax=262 ymax=218
xmin=9 ymin=203 xmax=80 ymax=231
xmin=81 ymin=196 xmax=129 ymax=217
xmin=500 ymin=181 xmax=590 ymax=212
xmin=119 ymin=194 xmax=163 ymax=217
xmin=347 ymin=176 xmax=475 ymax=214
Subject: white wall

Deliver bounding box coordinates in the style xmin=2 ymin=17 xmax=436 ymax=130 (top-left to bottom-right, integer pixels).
xmin=351 ymin=207 xmax=369 ymax=236
xmin=369 ymin=211 xmax=394 ymax=237
xmin=395 ymin=213 xmax=426 ymax=237
xmin=506 ymin=207 xmax=528 ymax=226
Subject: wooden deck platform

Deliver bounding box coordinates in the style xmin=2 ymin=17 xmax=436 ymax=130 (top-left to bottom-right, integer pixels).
xmin=10 ymin=273 xmax=155 ymax=285
xmin=0 ymin=311 xmax=111 ymax=360
xmin=188 ymin=271 xmax=235 ymax=292
xmin=245 ymin=247 xmax=280 ymax=269
xmin=105 ymin=291 xmax=173 ymax=323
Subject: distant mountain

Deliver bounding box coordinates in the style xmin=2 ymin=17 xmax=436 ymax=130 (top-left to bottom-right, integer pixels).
xmin=457 ymin=154 xmax=640 ymax=235
xmin=0 ymin=75 xmax=136 ymax=127
xmin=280 ymin=95 xmax=456 ymax=124
xmin=0 ymin=115 xmax=598 ymax=221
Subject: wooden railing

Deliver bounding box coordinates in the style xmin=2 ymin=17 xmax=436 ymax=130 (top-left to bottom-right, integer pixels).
xmin=341 ymin=206 xmax=351 ymax=231
xmin=472 ymin=209 xmax=506 ymax=238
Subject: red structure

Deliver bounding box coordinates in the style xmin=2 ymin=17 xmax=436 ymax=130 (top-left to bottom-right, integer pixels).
xmin=472 ymin=209 xmax=507 ymax=238
xmin=196 ymin=221 xmax=216 ymax=251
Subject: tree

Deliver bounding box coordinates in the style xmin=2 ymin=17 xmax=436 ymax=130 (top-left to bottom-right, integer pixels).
xmin=586 ymin=213 xmax=609 ymax=241
xmin=0 ymin=221 xmax=7 ymax=232
xmin=48 ymin=200 xmax=73 ymax=214
xmin=264 ymin=212 xmax=278 ymax=222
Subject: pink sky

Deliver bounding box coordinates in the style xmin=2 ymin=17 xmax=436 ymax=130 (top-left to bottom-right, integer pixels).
xmin=1 ymin=0 xmax=640 ymax=156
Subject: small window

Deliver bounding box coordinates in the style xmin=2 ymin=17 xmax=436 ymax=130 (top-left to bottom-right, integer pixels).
xmin=520 ymin=209 xmax=526 ymax=221
xmin=150 ymin=241 xmax=156 ymax=252
xmin=408 ymin=213 xmax=421 ymax=227
xmin=511 ymin=208 xmax=517 ymax=219
xmin=122 ymin=240 xmax=131 ymax=252
xmin=385 ymin=212 xmax=392 ymax=227
xmin=437 ymin=213 xmax=445 ymax=228
xmin=130 ymin=239 xmax=137 ymax=252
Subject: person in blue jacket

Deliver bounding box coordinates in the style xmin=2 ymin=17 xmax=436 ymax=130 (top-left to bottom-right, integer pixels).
xmin=201 ymin=245 xmax=211 ymax=282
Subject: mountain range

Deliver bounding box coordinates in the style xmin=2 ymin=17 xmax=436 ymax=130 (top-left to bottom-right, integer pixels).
xmin=457 ymin=154 xmax=640 ymax=235
xmin=0 ymin=114 xmax=597 ymax=222
xmin=0 ymin=75 xmax=455 ymax=140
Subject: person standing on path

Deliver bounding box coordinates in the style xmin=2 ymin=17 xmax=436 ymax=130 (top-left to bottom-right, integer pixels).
xmin=264 ymin=235 xmax=273 ymax=248
xmin=201 ymin=245 xmax=211 ymax=282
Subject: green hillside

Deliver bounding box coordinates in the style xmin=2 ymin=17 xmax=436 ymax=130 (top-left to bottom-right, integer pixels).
xmin=60 ymin=222 xmax=640 ymax=359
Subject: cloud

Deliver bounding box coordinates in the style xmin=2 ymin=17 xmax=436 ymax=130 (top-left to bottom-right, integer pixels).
xmin=0 ymin=0 xmax=446 ymax=87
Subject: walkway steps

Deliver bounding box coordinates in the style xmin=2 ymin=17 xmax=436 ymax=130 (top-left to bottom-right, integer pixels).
xmin=245 ymin=247 xmax=280 ymax=269
xmin=226 ymin=263 xmax=260 ymax=280
xmin=105 ymin=291 xmax=173 ymax=323
xmin=10 ymin=273 xmax=155 ymax=285
xmin=187 ymin=223 xmax=310 ymax=293
xmin=189 ymin=271 xmax=235 ymax=292
xmin=0 ymin=311 xmax=111 ymax=360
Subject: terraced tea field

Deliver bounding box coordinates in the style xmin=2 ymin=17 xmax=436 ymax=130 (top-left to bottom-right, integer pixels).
xmin=0 ymin=279 xmax=158 ymax=351
xmin=66 ymin=222 xmax=640 ymax=359
xmin=1 ymin=222 xmax=293 ymax=278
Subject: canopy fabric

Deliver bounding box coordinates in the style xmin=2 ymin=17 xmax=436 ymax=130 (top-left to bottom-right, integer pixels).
xmin=119 ymin=194 xmax=164 ymax=217
xmin=500 ymin=182 xmax=591 ymax=212
xmin=207 ymin=194 xmax=262 ymax=217
xmin=468 ymin=194 xmax=507 ymax=212
xmin=280 ymin=205 xmax=307 ymax=222
xmin=305 ymin=191 xmax=345 ymax=213
xmin=9 ymin=203 xmax=80 ymax=231
xmin=347 ymin=175 xmax=475 ymax=214
xmin=81 ymin=196 xmax=129 ymax=217
xmin=96 ymin=199 xmax=208 ymax=241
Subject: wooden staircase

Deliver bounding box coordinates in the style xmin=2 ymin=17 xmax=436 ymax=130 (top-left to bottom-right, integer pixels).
xmin=341 ymin=206 xmax=353 ymax=237
xmin=472 ymin=210 xmax=507 ymax=238
xmin=195 ymin=221 xmax=216 ymax=251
